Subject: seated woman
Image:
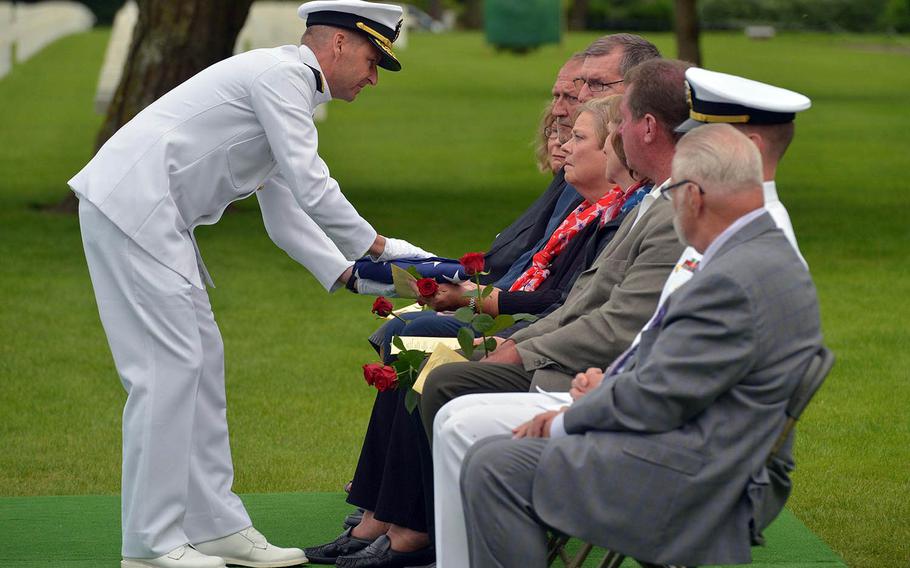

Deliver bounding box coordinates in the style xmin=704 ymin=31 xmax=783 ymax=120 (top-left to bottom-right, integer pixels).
xmin=304 ymin=96 xmax=645 ymax=567
xmin=368 ymin=95 xmax=645 ymax=357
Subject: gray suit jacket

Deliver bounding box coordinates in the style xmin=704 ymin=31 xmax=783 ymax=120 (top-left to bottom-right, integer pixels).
xmin=532 ymin=213 xmax=822 ymax=566
xmin=511 ymin=194 xmax=685 ymax=390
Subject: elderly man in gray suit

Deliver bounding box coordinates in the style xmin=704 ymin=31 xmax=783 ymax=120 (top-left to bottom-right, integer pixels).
xmin=457 ymin=123 xmax=823 ymax=567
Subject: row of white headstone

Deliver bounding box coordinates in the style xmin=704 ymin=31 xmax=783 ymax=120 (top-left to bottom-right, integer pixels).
xmin=0 ymin=1 xmax=96 ymax=79
xmin=94 ymin=1 xmax=409 ymax=116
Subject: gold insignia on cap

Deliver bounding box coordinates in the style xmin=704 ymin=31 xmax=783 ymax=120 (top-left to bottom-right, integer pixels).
xmin=686 ymin=82 xmax=749 ymax=123
xmin=356 ymin=21 xmax=395 ymax=54
xmin=689 ymin=110 xmax=751 ymax=124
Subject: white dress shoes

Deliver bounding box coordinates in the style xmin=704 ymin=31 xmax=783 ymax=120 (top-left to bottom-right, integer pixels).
xmin=194 ymin=526 xmax=308 ymax=567
xmin=121 ymin=544 xmax=226 ymax=568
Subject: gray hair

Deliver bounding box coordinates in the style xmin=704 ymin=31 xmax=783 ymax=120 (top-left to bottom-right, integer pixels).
xmin=583 ymin=33 xmax=661 ymax=74
xmin=672 ymin=124 xmax=763 ymax=195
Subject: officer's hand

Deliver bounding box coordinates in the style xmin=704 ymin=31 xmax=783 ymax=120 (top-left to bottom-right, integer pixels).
xmin=373 ymin=237 xmax=434 ymax=262
xmin=354 ymin=278 xmax=396 ymax=296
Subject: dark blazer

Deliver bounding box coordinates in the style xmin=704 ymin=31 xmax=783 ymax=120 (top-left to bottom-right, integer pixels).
xmin=483 ymin=170 xmax=579 ymax=284
xmin=532 ymin=213 xmax=823 ymax=566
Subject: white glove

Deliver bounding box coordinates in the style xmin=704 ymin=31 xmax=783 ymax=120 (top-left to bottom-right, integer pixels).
xmin=373 ymin=237 xmax=434 ymax=262
xmin=355 ymin=278 xmax=398 ymax=297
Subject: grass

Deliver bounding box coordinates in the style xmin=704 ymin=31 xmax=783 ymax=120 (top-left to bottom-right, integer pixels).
xmin=0 ymin=28 xmax=908 ymax=567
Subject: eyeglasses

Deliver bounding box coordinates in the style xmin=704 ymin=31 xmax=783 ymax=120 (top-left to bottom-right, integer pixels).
xmin=555 ymin=123 xmax=573 ymax=144
xmin=544 ymin=126 xmax=557 ymax=139
xmin=660 ymin=179 xmax=705 ymax=201
xmin=573 ymin=77 xmax=624 ymax=93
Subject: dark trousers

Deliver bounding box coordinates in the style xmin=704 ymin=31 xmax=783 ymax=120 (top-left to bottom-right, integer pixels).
xmin=347 ymin=388 xmax=431 ymax=533
xmin=349 ymin=324 xmax=537 ymax=536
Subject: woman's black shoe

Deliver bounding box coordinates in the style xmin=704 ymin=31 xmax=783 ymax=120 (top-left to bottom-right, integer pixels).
xmin=344 ymin=508 xmax=365 ymax=528
xmin=335 ymin=535 xmax=435 ymax=568
xmin=304 ymin=527 xmax=373 ymax=564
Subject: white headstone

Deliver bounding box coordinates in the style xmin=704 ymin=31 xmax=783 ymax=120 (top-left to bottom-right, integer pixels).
xmin=745 ymin=25 xmax=776 ymax=40
xmin=94 ymin=0 xmax=137 ymax=114
xmin=0 ymin=2 xmax=12 ymax=79
xmin=14 ymin=1 xmax=95 ymax=63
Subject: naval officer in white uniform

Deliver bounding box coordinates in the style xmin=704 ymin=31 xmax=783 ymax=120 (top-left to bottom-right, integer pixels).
xmin=675 ymin=66 xmax=812 ymax=267
xmin=70 ymin=2 xmax=429 ymax=567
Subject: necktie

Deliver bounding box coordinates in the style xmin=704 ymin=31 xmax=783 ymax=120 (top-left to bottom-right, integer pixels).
xmin=605 ymin=303 xmax=668 ymax=376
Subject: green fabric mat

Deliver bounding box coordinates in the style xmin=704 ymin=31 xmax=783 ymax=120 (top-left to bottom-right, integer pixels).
xmin=0 ymin=493 xmax=846 ymax=567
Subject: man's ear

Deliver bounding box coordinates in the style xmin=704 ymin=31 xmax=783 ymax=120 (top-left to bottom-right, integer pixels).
xmin=332 ymin=31 xmax=346 ymax=59
xmin=688 ymin=182 xmax=706 ymax=216
xmin=642 ymin=113 xmax=658 ymax=144
xmin=745 ymin=131 xmax=766 ymax=155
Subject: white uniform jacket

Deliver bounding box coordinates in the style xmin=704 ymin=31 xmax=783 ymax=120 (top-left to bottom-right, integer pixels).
xmin=762 ymin=180 xmax=806 ymax=267
xmin=69 ymin=45 xmax=372 ymax=290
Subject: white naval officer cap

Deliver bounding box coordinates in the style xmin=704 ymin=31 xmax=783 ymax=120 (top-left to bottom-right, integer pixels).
xmin=298 ymin=0 xmax=404 ymax=72
xmin=675 ymin=67 xmax=811 ymax=133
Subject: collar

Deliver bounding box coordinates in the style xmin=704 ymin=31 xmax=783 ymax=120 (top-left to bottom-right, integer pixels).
xmin=762 ymin=180 xmax=779 ymax=204
xmin=297 ymin=45 xmax=333 ymax=105
xmin=699 ymin=207 xmax=767 ymax=268
xmin=632 ymin=178 xmax=670 ymax=229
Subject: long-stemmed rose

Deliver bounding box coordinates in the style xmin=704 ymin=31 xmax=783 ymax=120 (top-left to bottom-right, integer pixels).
xmin=371 ymin=296 xmax=394 ymax=317
xmin=459 ymin=252 xmax=485 ymax=276
xmin=451 ymin=252 xmax=537 ymax=358
xmin=362 ymin=363 xmax=398 ymax=392
xmin=363 ymin=303 xmax=427 ymax=412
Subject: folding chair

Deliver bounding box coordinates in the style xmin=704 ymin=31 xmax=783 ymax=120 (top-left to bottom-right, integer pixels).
xmin=547 ymin=345 xmax=835 ymax=568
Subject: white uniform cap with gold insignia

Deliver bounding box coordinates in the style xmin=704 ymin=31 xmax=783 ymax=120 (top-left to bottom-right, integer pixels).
xmin=676 ymin=67 xmax=811 ymax=133
xmin=298 ymin=0 xmax=404 ymax=71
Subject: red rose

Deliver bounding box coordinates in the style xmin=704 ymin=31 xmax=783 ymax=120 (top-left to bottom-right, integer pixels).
xmin=363 ymin=363 xmax=398 ymax=392
xmin=372 ymin=296 xmax=394 ymax=317
xmin=374 ymin=365 xmax=398 ymax=392
xmin=459 ymin=252 xmax=485 ymax=276
xmin=363 ymin=362 xmax=382 ymax=386
xmin=416 ymin=277 xmax=439 ymax=297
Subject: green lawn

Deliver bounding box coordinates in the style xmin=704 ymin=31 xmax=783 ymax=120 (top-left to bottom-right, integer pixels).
xmin=0 ymin=29 xmax=907 ymax=567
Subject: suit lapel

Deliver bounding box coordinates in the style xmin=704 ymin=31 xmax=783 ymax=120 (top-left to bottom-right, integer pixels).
xmin=708 ymin=212 xmax=777 ymax=265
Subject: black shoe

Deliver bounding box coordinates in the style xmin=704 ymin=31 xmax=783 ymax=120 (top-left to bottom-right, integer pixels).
xmin=335 ymin=535 xmax=435 ymax=568
xmin=344 ymin=508 xmax=365 ymax=528
xmin=304 ymin=527 xmax=373 ymax=564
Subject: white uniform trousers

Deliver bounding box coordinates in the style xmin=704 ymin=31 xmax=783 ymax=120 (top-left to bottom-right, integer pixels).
xmin=433 ymin=392 xmax=572 ymax=568
xmin=79 ymin=200 xmax=251 ymax=558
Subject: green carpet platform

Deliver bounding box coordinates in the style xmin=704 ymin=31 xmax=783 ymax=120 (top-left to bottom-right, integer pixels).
xmin=0 ymin=493 xmax=846 ymax=567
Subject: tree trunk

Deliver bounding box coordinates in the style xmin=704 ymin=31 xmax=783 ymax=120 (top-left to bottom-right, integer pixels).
xmin=54 ymin=0 xmax=253 ymax=212
xmin=461 ymin=0 xmax=483 ymax=29
xmin=427 ymin=0 xmax=443 ymax=20
xmin=674 ymin=0 xmax=702 ymax=66
xmin=568 ymin=0 xmax=590 ymax=31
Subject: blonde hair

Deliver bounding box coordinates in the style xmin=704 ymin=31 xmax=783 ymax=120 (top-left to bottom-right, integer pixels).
xmin=572 ymin=95 xmax=623 ymax=149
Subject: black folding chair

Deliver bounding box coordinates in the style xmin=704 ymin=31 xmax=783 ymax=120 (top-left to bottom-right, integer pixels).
xmin=547 ymin=345 xmax=836 ymax=568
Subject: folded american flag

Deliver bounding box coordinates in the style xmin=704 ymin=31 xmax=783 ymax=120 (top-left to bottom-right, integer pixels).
xmin=352 ymin=256 xmax=470 ymax=286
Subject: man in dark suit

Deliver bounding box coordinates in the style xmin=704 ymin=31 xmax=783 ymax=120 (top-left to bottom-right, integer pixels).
xmin=456 ymin=123 xmax=823 ymax=567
